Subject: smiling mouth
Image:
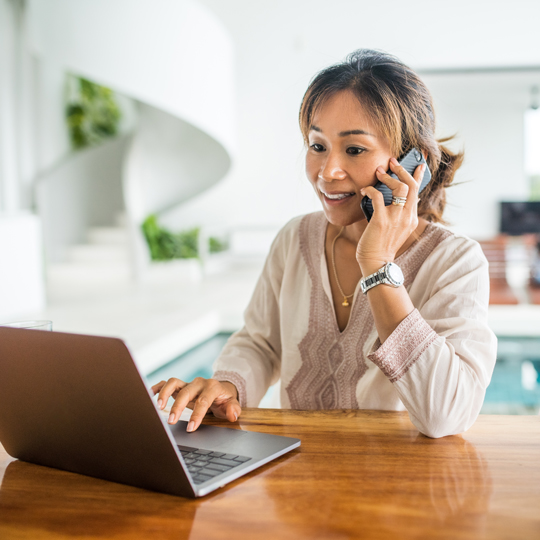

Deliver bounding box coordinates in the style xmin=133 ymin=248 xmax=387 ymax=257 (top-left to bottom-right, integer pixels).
xmin=320 ymin=190 xmax=356 ymax=201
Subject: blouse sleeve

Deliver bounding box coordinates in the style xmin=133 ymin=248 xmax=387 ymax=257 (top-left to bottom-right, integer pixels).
xmin=367 ymin=236 xmax=497 ymax=438
xmin=212 ymin=219 xmax=296 ymax=407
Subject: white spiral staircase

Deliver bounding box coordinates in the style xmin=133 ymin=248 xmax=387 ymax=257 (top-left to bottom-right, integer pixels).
xmin=28 ymin=0 xmax=235 ymax=282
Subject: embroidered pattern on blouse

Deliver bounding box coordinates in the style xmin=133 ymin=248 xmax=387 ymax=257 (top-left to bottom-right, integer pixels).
xmin=214 ymin=370 xmax=248 ymax=407
xmin=286 ymin=213 xmax=370 ymax=409
xmin=368 ymin=309 xmax=439 ymax=383
xmin=286 ymin=212 xmax=453 ymax=409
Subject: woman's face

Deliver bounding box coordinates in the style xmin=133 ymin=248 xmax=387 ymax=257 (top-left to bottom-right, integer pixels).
xmin=306 ymin=90 xmax=393 ymax=227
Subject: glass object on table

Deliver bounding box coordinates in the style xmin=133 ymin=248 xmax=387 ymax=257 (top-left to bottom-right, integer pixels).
xmin=0 ymin=321 xmax=52 ymax=331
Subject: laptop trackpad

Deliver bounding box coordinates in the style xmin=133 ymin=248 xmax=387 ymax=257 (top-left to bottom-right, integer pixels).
xmin=170 ymin=421 xmax=249 ymax=454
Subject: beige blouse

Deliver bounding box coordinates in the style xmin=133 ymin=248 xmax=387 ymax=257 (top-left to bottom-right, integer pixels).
xmin=213 ymin=211 xmax=497 ymax=438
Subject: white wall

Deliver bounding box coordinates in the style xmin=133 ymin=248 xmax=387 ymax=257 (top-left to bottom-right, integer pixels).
xmin=0 ymin=0 xmax=46 ymax=318
xmin=27 ymin=0 xmax=236 ymax=159
xmin=425 ymin=72 xmax=538 ymax=239
xmin=6 ymin=0 xmax=540 ymax=251
xmin=0 ymin=0 xmax=20 ymax=212
xmin=0 ymin=214 xmax=45 ymax=320
xmin=165 ymin=0 xmax=540 ymax=240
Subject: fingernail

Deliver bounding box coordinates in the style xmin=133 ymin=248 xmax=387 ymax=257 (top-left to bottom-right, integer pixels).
xmin=168 ymin=413 xmax=175 ymax=424
xmin=234 ymin=412 xmax=238 ymax=421
xmin=158 ymin=399 xmax=163 ymax=409
xmin=376 ymin=166 xmax=385 ymax=174
xmin=187 ymin=421 xmax=195 ymax=432
xmin=391 ymin=157 xmax=399 ymax=165
xmin=360 ymin=188 xmax=365 ymax=195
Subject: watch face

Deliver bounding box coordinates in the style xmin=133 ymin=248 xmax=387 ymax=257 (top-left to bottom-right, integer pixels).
xmin=386 ymin=263 xmax=404 ymax=286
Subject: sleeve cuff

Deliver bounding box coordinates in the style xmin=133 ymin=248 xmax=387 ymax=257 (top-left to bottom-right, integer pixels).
xmin=367 ymin=308 xmax=438 ymax=383
xmin=213 ymin=370 xmax=248 ymax=407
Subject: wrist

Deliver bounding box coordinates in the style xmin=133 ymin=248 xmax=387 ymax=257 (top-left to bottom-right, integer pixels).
xmin=358 ymin=258 xmax=393 ymax=276
xmin=360 ymin=261 xmax=404 ymax=295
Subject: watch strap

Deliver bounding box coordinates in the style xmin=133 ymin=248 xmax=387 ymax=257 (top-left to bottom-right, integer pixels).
xmin=360 ymin=267 xmax=387 ymax=294
xmin=360 ymin=262 xmax=403 ymax=294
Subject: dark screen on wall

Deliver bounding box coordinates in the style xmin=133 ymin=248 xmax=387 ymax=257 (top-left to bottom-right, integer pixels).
xmin=500 ymin=201 xmax=540 ymax=235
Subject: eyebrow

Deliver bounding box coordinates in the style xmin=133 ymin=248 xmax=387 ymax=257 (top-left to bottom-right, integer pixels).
xmin=310 ymin=125 xmax=375 ymax=137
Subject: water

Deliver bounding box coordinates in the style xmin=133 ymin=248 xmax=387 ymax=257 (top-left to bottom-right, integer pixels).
xmin=145 ymin=333 xmax=232 ymax=388
xmin=482 ymin=337 xmax=540 ymax=415
xmin=146 ymin=333 xmax=540 ymax=415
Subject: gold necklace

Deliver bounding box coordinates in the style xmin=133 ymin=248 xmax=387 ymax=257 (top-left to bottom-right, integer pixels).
xmin=331 ymin=226 xmax=355 ymax=307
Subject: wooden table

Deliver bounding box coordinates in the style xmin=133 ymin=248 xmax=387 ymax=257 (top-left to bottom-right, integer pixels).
xmin=0 ymin=409 xmax=539 ymax=540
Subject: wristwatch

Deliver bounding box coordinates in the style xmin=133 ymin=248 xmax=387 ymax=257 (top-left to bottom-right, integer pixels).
xmin=360 ymin=262 xmax=404 ymax=294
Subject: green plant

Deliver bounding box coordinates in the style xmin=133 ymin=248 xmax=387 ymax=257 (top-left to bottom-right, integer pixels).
xmin=65 ymin=74 xmax=121 ymax=150
xmin=209 ymin=236 xmax=229 ymax=253
xmin=530 ymin=175 xmax=540 ymax=201
xmin=142 ymin=215 xmax=199 ymax=261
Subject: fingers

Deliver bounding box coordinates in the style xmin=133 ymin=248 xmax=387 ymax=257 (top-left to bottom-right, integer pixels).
xmin=186 ymin=380 xmax=226 ymax=432
xmin=151 ymin=380 xmax=166 ymax=395
xmin=413 ymin=162 xmax=426 ymax=183
xmin=407 ymin=162 xmax=426 ymax=210
xmin=387 ymin=157 xmax=425 ymax=199
xmin=188 ymin=380 xmax=242 ymax=432
xmin=361 ymin=186 xmax=387 ymax=219
xmin=364 ymin=156 xmax=427 ymax=221
xmin=157 ymin=377 xmax=242 ymax=432
xmin=212 ymin=399 xmax=242 ymax=423
xmin=382 ymin=158 xmax=427 ymax=213
xmin=156 ymin=377 xmax=188 ymax=412
xmin=167 ymin=377 xmax=206 ymax=425
xmin=375 ymin=165 xmax=409 ymax=197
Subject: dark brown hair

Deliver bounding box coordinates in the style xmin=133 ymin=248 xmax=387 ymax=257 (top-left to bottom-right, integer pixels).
xmin=299 ymin=49 xmax=463 ymax=223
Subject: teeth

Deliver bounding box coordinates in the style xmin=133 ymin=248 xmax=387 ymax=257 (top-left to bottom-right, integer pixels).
xmin=323 ymin=192 xmax=354 ymax=200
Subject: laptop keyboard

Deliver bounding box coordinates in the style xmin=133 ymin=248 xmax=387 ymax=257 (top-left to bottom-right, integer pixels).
xmin=177 ymin=445 xmax=252 ymax=485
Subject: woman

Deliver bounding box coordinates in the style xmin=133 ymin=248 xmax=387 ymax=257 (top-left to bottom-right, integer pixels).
xmin=153 ymin=49 xmax=497 ymax=438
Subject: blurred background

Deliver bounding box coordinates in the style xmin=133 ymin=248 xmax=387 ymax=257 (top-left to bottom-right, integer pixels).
xmin=1 ymin=0 xmax=540 ymax=413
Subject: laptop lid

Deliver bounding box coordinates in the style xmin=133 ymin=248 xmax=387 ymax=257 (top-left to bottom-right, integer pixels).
xmin=0 ymin=327 xmax=195 ymax=497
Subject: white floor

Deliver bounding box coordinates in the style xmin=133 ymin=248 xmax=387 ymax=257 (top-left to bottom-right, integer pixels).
xmin=23 ymin=257 xmax=264 ymax=375
xmin=16 ymin=257 xmax=540 ymax=377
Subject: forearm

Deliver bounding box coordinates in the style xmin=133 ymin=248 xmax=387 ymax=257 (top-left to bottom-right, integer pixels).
xmin=211 ymin=221 xmax=288 ymax=407
xmin=366 ymin=298 xmax=497 ymax=438
xmin=366 ymin=310 xmax=490 ymax=437
xmin=360 ymin=261 xmax=414 ymax=343
xmin=385 ymin=334 xmax=489 ymax=438
xmin=360 ymin=237 xmax=497 ymax=438
xmin=213 ymin=326 xmax=280 ymax=407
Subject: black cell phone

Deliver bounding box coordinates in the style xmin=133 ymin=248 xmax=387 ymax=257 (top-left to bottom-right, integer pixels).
xmin=360 ymin=148 xmax=431 ymax=222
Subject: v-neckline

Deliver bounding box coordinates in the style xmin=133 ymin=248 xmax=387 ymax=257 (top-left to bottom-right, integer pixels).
xmin=319 ymin=216 xmax=433 ymax=336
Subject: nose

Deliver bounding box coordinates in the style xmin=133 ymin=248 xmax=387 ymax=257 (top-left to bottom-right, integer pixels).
xmin=318 ymin=150 xmax=347 ymax=182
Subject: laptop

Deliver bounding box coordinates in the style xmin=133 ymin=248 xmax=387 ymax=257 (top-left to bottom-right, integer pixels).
xmin=0 ymin=327 xmax=300 ymax=497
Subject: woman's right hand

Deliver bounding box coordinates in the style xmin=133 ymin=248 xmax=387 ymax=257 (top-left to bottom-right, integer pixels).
xmin=151 ymin=377 xmax=241 ymax=432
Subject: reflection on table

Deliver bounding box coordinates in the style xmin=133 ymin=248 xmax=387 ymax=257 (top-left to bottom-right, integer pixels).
xmin=0 ymin=409 xmax=539 ymax=540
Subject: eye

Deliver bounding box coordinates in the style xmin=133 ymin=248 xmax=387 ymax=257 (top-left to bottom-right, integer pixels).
xmin=346 ymin=146 xmax=366 ymax=156
xmin=309 ymin=143 xmax=325 ymax=152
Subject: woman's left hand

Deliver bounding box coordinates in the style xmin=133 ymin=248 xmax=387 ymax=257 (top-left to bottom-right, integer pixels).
xmin=356 ymin=157 xmax=426 ymax=273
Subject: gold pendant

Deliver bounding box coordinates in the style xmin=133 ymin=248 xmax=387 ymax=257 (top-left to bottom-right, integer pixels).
xmin=342 ymin=297 xmax=349 ymax=307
